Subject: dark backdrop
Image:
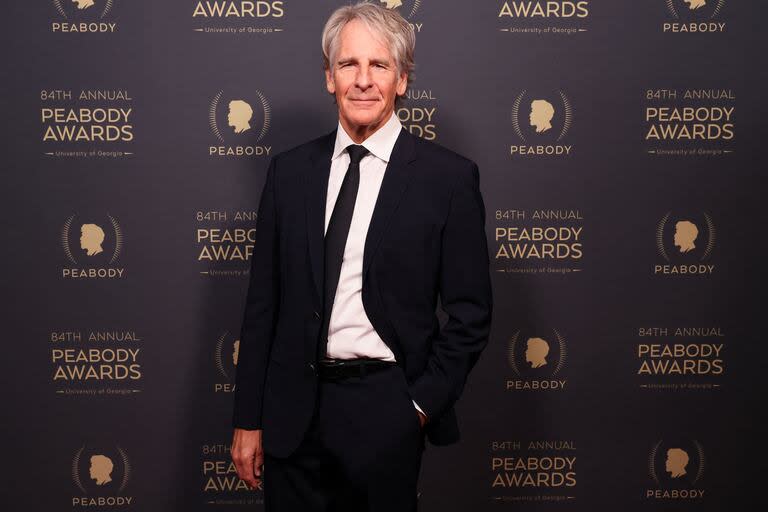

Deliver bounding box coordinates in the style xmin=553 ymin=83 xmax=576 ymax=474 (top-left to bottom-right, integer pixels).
xmin=2 ymin=1 xmax=765 ymax=510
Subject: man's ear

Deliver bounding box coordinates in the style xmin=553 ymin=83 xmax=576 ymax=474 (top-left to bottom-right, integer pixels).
xmin=396 ymin=72 xmax=408 ymax=96
xmin=325 ymin=68 xmax=336 ymax=95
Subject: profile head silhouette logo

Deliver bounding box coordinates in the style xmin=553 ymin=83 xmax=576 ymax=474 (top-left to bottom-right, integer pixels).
xmin=72 ymin=445 xmax=131 ymax=494
xmin=380 ymin=0 xmax=403 ymax=8
xmin=665 ymin=448 xmax=689 ymax=478
xmin=210 ymin=89 xmax=271 ymax=143
xmin=232 ymin=339 xmax=240 ymax=366
xmin=649 ymin=440 xmax=704 ymax=486
xmin=508 ymin=328 xmax=567 ymax=377
xmin=525 ymin=337 xmax=550 ymax=368
xmin=656 ymin=211 xmax=715 ymax=263
xmin=684 ymin=0 xmax=707 ymax=10
xmin=227 ymin=100 xmax=253 ymax=134
xmin=511 ymin=90 xmax=572 ymax=143
xmin=673 ymin=220 xmax=698 ymax=253
xmin=88 ymin=454 xmax=114 ymax=485
xmin=529 ymin=99 xmax=555 ymax=133
xmin=72 ymin=0 xmax=96 ymax=9
xmin=62 ymin=214 xmax=122 ymax=265
xmin=80 ymin=224 xmax=105 ymax=256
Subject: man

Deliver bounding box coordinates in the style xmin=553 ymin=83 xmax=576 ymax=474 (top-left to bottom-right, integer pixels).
xmin=231 ymin=3 xmax=492 ymax=510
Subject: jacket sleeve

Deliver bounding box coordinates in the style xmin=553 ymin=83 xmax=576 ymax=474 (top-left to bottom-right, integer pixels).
xmin=232 ymin=156 xmax=280 ymax=430
xmin=408 ymin=161 xmax=493 ymax=419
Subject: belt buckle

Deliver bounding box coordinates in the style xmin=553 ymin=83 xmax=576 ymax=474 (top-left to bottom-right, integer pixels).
xmin=336 ymin=359 xmax=360 ymax=379
xmin=320 ymin=358 xmax=345 ymax=380
xmin=331 ymin=363 xmax=347 ymax=379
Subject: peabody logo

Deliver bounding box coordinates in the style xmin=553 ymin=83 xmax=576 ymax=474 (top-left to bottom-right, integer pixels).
xmin=510 ymin=90 xmax=573 ymax=157
xmin=209 ymin=89 xmax=272 ymax=157
xmin=662 ymin=0 xmax=726 ymax=33
xmin=379 ymin=1 xmax=423 ymax=31
xmin=51 ymin=0 xmax=119 ymax=33
xmin=71 ymin=444 xmax=133 ymax=507
xmin=214 ymin=330 xmax=239 ymax=393
xmin=654 ymin=211 xmax=715 ymax=276
xmin=506 ymin=328 xmax=567 ymax=390
xmin=61 ymin=213 xmax=125 ymax=279
xmin=647 ymin=439 xmax=705 ymax=499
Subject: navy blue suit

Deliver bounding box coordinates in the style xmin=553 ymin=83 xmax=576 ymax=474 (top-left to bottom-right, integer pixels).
xmin=233 ymin=127 xmax=493 ymax=460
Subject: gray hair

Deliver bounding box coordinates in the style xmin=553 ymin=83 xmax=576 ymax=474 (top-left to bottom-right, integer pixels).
xmin=321 ymin=2 xmax=416 ymax=90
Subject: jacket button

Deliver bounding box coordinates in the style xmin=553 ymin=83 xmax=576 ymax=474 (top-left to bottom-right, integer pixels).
xmin=313 ymin=311 xmax=320 ymax=320
xmin=308 ymin=362 xmax=316 ymax=375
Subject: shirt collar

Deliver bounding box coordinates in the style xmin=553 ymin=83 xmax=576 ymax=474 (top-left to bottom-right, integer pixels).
xmin=332 ymin=112 xmax=403 ymax=163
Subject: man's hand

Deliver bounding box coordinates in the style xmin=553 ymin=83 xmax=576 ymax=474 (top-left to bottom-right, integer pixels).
xmin=232 ymin=428 xmax=263 ymax=490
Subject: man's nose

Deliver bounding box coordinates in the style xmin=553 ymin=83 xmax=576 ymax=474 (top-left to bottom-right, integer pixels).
xmin=355 ymin=65 xmax=373 ymax=90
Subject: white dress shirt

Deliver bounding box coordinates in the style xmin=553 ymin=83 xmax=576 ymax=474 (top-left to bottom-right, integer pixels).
xmin=323 ymin=112 xmax=426 ymax=417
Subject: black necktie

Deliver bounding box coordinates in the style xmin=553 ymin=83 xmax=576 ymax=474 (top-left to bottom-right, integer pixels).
xmin=318 ymin=144 xmax=369 ymax=358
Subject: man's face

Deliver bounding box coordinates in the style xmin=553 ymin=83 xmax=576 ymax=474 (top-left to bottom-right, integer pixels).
xmin=325 ymin=20 xmax=407 ymax=137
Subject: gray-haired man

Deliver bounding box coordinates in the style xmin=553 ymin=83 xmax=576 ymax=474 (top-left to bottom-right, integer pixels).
xmin=231 ymin=3 xmax=492 ymax=510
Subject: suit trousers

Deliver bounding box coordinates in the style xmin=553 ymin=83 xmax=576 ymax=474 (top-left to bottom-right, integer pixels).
xmin=263 ymin=364 xmax=426 ymax=511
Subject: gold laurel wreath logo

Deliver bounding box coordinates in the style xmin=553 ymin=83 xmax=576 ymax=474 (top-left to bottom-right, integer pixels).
xmin=693 ymin=440 xmax=706 ymax=484
xmin=406 ymin=0 xmax=422 ymax=19
xmin=655 ymin=211 xmax=715 ymax=262
xmin=507 ymin=328 xmax=567 ymax=377
xmin=507 ymin=330 xmax=522 ymax=376
xmin=61 ymin=213 xmax=123 ymax=265
xmin=511 ymin=90 xmax=573 ymax=142
xmin=552 ymin=328 xmax=567 ymax=376
xmin=215 ymin=330 xmax=231 ymax=379
xmin=656 ymin=212 xmax=671 ymax=262
xmin=649 ymin=440 xmax=705 ymax=485
xmin=711 ymin=0 xmax=726 ymax=17
xmin=209 ymin=89 xmax=272 ymax=143
xmin=72 ymin=446 xmax=86 ymax=492
xmin=117 ymin=446 xmax=131 ymax=492
xmin=701 ymin=213 xmax=716 ymax=260
xmin=72 ymin=445 xmax=131 ymax=493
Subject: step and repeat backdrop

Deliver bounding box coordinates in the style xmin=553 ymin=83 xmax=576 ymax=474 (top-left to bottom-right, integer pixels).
xmin=2 ymin=1 xmax=764 ymax=510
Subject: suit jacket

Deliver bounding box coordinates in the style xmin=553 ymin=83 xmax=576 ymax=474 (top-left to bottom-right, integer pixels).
xmin=232 ymin=127 xmax=493 ymax=458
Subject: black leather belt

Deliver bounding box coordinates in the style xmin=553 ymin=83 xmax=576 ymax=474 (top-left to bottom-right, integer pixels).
xmin=317 ymin=357 xmax=397 ymax=380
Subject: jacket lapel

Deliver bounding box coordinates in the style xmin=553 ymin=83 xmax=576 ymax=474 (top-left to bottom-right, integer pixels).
xmin=362 ymin=128 xmax=418 ymax=280
xmin=305 ymin=131 xmax=336 ymax=305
